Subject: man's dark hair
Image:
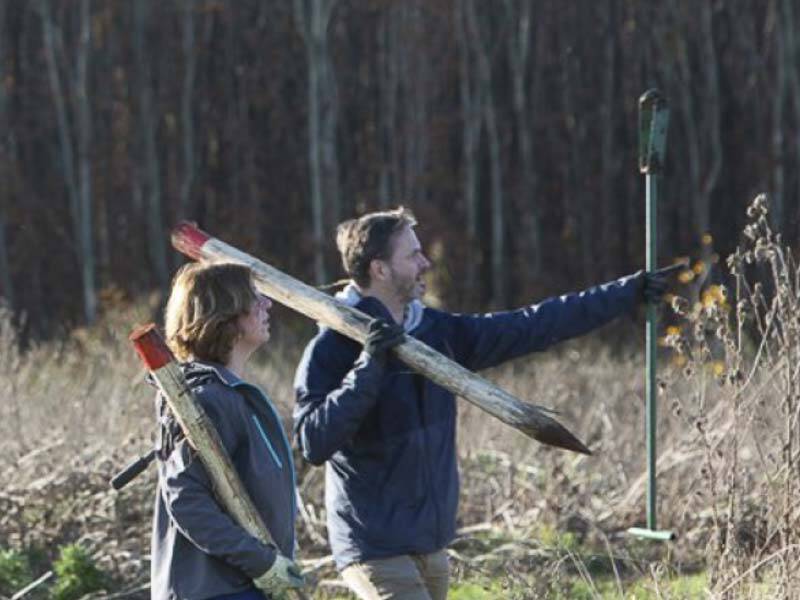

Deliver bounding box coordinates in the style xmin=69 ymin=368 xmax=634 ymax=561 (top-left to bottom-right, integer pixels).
xmin=336 ymin=207 xmax=417 ymax=288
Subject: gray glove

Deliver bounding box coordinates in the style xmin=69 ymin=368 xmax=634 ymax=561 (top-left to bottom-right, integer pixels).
xmin=253 ymin=554 xmax=305 ymax=595
xmin=363 ymin=319 xmax=405 ymax=360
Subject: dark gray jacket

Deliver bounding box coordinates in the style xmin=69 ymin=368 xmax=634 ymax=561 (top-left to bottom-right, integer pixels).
xmin=150 ymin=361 xmax=296 ymax=600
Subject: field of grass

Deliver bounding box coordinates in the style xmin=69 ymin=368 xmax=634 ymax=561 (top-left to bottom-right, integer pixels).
xmin=1 ymin=198 xmax=799 ymax=599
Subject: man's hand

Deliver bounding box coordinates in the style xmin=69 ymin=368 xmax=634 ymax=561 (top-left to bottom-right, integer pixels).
xmin=253 ymin=554 xmax=305 ymax=595
xmin=641 ymin=262 xmax=687 ymax=303
xmin=363 ymin=319 xmax=406 ymax=360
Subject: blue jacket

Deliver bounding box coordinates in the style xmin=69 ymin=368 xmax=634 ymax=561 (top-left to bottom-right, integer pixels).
xmin=150 ymin=361 xmax=296 ymax=600
xmin=293 ymin=274 xmax=643 ymax=570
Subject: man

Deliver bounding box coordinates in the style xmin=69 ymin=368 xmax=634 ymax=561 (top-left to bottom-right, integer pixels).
xmin=293 ymin=207 xmax=670 ymax=600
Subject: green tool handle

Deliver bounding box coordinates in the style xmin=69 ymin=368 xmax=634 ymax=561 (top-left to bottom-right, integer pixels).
xmin=646 ymin=173 xmax=658 ymax=531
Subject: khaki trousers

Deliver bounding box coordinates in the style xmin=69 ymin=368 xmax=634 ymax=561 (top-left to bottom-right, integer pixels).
xmin=340 ymin=549 xmax=450 ymax=600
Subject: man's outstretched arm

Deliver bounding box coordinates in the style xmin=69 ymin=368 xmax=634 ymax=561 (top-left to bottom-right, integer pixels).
xmin=449 ymin=269 xmax=674 ymax=372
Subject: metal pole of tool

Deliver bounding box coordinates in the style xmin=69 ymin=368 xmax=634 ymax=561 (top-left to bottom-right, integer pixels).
xmin=628 ymin=89 xmax=675 ymax=542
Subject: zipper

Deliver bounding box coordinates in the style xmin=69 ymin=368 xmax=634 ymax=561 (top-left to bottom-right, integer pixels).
xmin=234 ymin=382 xmax=297 ymax=556
xmin=251 ymin=414 xmax=283 ymax=468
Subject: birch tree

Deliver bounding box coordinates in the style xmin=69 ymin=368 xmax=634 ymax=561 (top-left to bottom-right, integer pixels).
xmin=465 ymin=0 xmax=506 ymax=307
xmin=503 ymin=0 xmax=542 ymax=279
xmin=39 ymin=0 xmax=97 ymax=323
xmin=455 ymin=0 xmax=483 ymax=302
xmin=377 ymin=7 xmax=400 ymax=208
xmin=134 ymin=0 xmax=169 ymax=289
xmin=293 ymin=0 xmax=339 ymax=285
xmin=671 ymin=2 xmax=722 ymax=242
xmin=179 ymin=0 xmax=197 ymax=222
xmin=0 ymin=0 xmax=14 ymax=309
xmin=777 ymin=0 xmax=800 ymax=232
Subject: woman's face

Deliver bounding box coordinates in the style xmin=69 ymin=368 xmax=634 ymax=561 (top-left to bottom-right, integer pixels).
xmin=237 ymin=289 xmax=273 ymax=351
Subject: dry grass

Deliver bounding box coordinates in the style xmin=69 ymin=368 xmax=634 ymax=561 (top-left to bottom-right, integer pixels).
xmin=1 ymin=195 xmax=799 ymax=599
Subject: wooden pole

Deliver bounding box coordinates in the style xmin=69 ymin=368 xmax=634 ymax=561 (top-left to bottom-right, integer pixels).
xmin=172 ymin=222 xmax=591 ymax=455
xmin=129 ymin=324 xmax=309 ymax=598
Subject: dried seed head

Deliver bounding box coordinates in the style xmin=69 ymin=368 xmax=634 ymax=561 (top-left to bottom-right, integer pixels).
xmin=746 ymin=193 xmax=769 ymax=219
xmin=671 ymin=296 xmax=690 ymax=316
xmin=694 ymin=323 xmax=706 ymax=341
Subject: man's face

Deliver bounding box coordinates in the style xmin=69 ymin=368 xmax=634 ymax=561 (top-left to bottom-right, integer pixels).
xmin=385 ymin=226 xmax=431 ymax=304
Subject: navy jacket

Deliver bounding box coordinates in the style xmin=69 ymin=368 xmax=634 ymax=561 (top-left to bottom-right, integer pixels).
xmin=151 ymin=362 xmax=296 ymax=600
xmin=293 ymin=274 xmax=643 ymax=570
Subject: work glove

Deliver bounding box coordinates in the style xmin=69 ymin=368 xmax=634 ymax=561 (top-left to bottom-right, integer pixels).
xmin=363 ymin=318 xmax=406 ymax=360
xmin=253 ymin=554 xmax=305 ymax=595
xmin=640 ymin=262 xmax=686 ymax=303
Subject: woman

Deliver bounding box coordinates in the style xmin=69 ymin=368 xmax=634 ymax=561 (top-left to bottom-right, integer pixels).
xmin=151 ymin=262 xmax=303 ymax=600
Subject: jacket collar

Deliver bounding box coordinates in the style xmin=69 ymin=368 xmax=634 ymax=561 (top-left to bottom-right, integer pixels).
xmin=183 ymin=360 xmax=243 ymax=388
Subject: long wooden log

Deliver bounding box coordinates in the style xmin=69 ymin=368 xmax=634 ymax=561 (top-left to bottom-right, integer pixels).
xmin=129 ymin=324 xmax=309 ymax=598
xmin=172 ymin=222 xmax=591 ymax=455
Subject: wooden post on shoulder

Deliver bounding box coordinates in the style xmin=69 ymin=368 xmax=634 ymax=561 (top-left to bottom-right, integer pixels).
xmin=129 ymin=324 xmax=310 ymax=598
xmin=172 ymin=222 xmax=591 ymax=455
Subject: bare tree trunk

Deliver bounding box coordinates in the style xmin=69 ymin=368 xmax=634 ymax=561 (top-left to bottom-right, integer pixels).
xmin=455 ymin=1 xmax=483 ymax=304
xmin=672 ymin=2 xmax=721 ymax=241
xmin=40 ymin=0 xmax=97 ymax=323
xmin=0 ymin=0 xmax=15 ymax=309
xmin=378 ymin=8 xmax=400 ymax=208
xmin=699 ymin=0 xmax=722 ymax=235
xmin=321 ymin=32 xmax=340 ymax=226
xmin=780 ymin=0 xmax=800 ymax=233
xmin=134 ymin=0 xmax=169 ymax=289
xmin=600 ymin=0 xmax=620 ymax=279
xmin=558 ymin=5 xmax=590 ymax=282
xmin=771 ymin=0 xmax=786 ymax=231
xmin=179 ymin=0 xmax=196 ymax=221
xmin=293 ymin=0 xmax=338 ymax=285
xmin=75 ymin=0 xmax=95 ymax=320
xmin=466 ymin=1 xmax=505 ymax=307
xmin=402 ymin=6 xmax=431 ymax=205
xmin=504 ymin=0 xmax=541 ymax=280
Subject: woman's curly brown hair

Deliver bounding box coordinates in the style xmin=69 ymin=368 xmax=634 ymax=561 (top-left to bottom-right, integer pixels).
xmin=164 ymin=262 xmax=257 ymax=364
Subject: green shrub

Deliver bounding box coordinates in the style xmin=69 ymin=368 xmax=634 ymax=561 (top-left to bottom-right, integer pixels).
xmin=0 ymin=548 xmax=33 ymax=595
xmin=50 ymin=544 xmax=106 ymax=600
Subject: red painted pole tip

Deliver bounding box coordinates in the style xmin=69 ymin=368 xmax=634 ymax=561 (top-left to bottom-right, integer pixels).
xmin=130 ymin=323 xmax=175 ymax=371
xmin=171 ymin=221 xmax=211 ymax=261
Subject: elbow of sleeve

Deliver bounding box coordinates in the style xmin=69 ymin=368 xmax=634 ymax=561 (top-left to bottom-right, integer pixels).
xmin=303 ymin=450 xmax=328 ymax=466
xmin=298 ymin=430 xmax=332 ymax=466
xmin=301 ymin=444 xmax=330 ymax=466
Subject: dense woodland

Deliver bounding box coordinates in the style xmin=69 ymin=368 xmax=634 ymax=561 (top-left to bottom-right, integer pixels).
xmin=0 ymin=0 xmax=798 ymax=334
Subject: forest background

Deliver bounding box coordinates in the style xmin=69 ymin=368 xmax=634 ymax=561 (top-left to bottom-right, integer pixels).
xmin=2 ymin=1 xmax=800 ymax=598
xmin=1 ymin=0 xmax=798 ymax=334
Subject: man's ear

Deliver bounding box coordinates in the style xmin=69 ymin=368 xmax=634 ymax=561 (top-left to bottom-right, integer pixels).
xmin=369 ymin=258 xmax=389 ymax=283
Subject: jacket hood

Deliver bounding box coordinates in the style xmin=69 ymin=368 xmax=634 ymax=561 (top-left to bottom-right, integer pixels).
xmin=334 ymin=282 xmax=424 ymax=333
xmin=146 ymin=359 xmax=243 ymax=390
xmin=181 ymin=360 xmax=243 ymax=387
